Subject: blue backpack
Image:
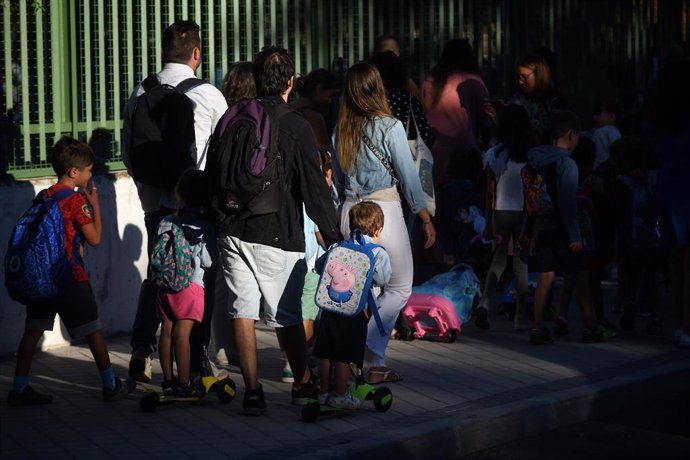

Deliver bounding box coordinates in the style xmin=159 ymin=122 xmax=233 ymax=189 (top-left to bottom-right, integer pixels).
xmin=5 ymin=188 xmax=80 ymax=304
xmin=411 ymin=263 xmax=481 ymax=323
xmin=314 ymin=229 xmax=386 ymax=336
xmin=149 ymin=216 xmax=195 ymax=293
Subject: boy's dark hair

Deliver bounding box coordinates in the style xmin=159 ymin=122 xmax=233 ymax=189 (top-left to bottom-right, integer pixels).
xmin=162 ymin=20 xmax=201 ymax=64
xmin=349 ymin=201 xmax=384 ymax=236
xmin=549 ymin=110 xmax=580 ymax=141
xmin=175 ymin=168 xmax=207 ymax=208
xmin=374 ymin=35 xmax=401 ymax=53
xmin=594 ymin=99 xmax=618 ymax=116
xmin=51 ymin=136 xmax=95 ymax=178
xmin=253 ymin=46 xmax=295 ymax=97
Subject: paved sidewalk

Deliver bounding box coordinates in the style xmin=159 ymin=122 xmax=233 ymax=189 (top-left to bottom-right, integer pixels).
xmin=1 ymin=307 xmax=689 ymax=459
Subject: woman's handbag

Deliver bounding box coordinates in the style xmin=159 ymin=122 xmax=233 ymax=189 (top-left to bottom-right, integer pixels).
xmin=406 ymin=98 xmax=436 ymax=216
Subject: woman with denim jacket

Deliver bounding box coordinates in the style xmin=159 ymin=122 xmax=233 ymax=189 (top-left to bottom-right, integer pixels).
xmin=331 ymin=62 xmax=436 ymax=384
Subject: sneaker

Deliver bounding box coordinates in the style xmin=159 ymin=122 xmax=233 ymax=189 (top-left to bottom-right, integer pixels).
xmin=553 ymin=316 xmax=569 ymax=335
xmin=647 ymin=318 xmax=662 ymax=335
xmin=129 ymin=347 xmax=153 ymax=383
xmin=242 ymin=385 xmax=267 ymax=416
xmin=103 ymin=378 xmax=131 ymax=402
xmin=161 ymin=379 xmax=176 ymax=396
xmin=173 ymin=381 xmax=201 ymax=398
xmin=317 ymin=391 xmax=329 ymax=405
xmin=291 ymin=374 xmax=318 ymax=405
xmin=327 ymin=390 xmax=361 ymax=409
xmin=582 ymin=325 xmax=614 ymax=343
xmin=530 ymin=326 xmax=554 ymax=345
xmin=8 ymin=385 xmax=53 ymax=406
xmin=474 ymin=306 xmax=490 ymax=330
xmin=281 ymin=361 xmax=294 ymax=383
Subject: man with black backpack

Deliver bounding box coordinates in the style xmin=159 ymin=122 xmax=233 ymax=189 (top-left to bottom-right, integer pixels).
xmin=207 ymin=46 xmax=339 ymax=415
xmin=122 ymin=20 xmax=227 ymax=383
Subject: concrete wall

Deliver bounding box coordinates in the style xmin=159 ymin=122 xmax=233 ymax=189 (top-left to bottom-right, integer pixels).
xmin=0 ymin=173 xmax=148 ymax=356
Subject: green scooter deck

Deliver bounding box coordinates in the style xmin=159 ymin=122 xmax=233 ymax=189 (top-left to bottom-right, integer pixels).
xmin=301 ymin=384 xmax=393 ymax=422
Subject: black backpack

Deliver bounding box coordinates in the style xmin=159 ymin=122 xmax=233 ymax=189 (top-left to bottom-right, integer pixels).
xmin=206 ymin=98 xmax=294 ymax=229
xmin=127 ymin=75 xmax=205 ymax=187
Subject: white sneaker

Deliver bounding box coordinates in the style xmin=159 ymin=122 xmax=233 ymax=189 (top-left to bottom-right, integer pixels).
xmin=317 ymin=392 xmax=329 ymax=405
xmin=328 ymin=390 xmax=361 ymax=409
xmin=281 ymin=361 xmax=294 ymax=383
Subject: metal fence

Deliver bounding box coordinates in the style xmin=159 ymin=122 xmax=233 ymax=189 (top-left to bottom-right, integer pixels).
xmin=1 ymin=0 xmax=688 ymax=179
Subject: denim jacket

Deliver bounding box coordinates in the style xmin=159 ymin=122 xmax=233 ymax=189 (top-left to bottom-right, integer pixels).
xmin=332 ymin=116 xmax=426 ymax=214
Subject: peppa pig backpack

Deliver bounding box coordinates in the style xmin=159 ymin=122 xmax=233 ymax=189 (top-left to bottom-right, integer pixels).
xmin=314 ymin=229 xmax=386 ymax=336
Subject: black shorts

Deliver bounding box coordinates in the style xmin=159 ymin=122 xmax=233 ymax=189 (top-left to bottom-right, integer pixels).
xmin=532 ymin=228 xmax=587 ymax=275
xmin=25 ymin=280 xmax=101 ymax=338
xmin=312 ymin=310 xmax=368 ymax=368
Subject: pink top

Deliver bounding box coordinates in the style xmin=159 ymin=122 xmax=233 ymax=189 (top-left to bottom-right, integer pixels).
xmin=422 ymin=73 xmax=489 ymax=184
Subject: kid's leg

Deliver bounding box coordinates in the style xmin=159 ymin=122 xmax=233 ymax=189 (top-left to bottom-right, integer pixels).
xmin=573 ymin=270 xmax=597 ymax=331
xmin=173 ymin=319 xmax=195 ymax=386
xmin=9 ymin=329 xmax=53 ymax=405
xmin=159 ymin=317 xmax=174 ymax=383
xmin=328 ymin=361 xmax=360 ymax=409
xmin=318 ymin=358 xmax=331 ymax=398
xmin=533 ymin=271 xmax=555 ymax=327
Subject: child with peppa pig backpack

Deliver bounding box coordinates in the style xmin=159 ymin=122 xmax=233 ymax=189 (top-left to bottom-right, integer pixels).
xmin=312 ymin=201 xmax=391 ymax=409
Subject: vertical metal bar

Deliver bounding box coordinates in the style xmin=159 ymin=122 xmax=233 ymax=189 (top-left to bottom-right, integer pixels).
xmin=269 ymin=0 xmax=276 ymax=45
xmin=127 ymin=0 xmax=134 ymax=92
xmin=233 ymin=0 xmax=240 ymax=61
xmin=50 ymin=0 xmax=65 ymax=136
xmin=140 ymin=1 xmax=148 ymax=77
xmin=282 ymin=0 xmax=288 ymax=50
xmin=207 ymin=0 xmax=216 ymax=83
xmin=98 ymin=0 xmax=106 ymax=124
xmin=294 ymin=0 xmax=301 ymax=73
xmin=2 ymin=2 xmax=11 ymax=113
xmin=35 ymin=1 xmax=46 ymax=160
xmin=306 ymin=0 xmax=313 ymax=71
xmin=258 ymin=0 xmax=265 ymax=50
xmin=169 ymin=0 xmax=175 ymax=25
xmin=347 ymin=0 xmax=354 ymax=67
xmin=357 ymin=0 xmax=363 ymax=62
xmin=154 ymin=0 xmax=161 ymax=71
xmin=220 ymin=0 xmax=227 ymax=72
xmin=245 ymin=0 xmax=252 ymax=58
xmin=112 ymin=0 xmax=122 ymax=157
xmin=19 ymin=0 xmax=31 ymax=160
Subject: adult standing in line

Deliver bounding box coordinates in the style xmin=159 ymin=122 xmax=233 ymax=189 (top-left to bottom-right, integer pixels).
xmin=332 ymin=62 xmax=435 ymax=384
xmin=373 ymin=34 xmax=423 ymax=102
xmin=122 ymin=20 xmax=227 ymax=383
xmin=216 ymin=46 xmax=340 ymax=415
xmin=422 ymin=39 xmax=491 ymax=265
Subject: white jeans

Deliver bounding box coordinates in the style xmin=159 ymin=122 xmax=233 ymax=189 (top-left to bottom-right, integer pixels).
xmin=340 ymin=199 xmax=413 ymax=368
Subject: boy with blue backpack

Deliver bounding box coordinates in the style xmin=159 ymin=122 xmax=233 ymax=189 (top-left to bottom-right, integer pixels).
xmin=313 ymin=201 xmax=391 ymax=409
xmin=5 ymin=137 xmax=129 ymax=405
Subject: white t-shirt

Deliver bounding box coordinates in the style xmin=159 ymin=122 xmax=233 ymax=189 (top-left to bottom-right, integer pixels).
xmin=592 ymin=124 xmax=621 ymax=170
xmin=494 ymin=160 xmax=525 ymax=211
xmin=484 ymin=145 xmax=524 ymax=212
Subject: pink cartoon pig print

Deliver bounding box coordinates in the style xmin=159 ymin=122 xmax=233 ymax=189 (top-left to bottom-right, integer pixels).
xmin=327 ymin=260 xmax=357 ymax=302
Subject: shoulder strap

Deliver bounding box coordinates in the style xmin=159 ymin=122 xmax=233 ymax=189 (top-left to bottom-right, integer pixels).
xmin=51 ymin=188 xmax=76 ymax=202
xmin=362 ymin=134 xmax=398 ymax=183
xmin=368 ymin=289 xmax=387 ymax=336
xmin=176 ymin=77 xmax=207 ymax=94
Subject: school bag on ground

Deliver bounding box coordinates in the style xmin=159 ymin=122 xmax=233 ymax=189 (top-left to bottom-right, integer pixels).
xmin=618 ymin=171 xmax=664 ymax=265
xmin=400 ymin=263 xmax=481 ymax=342
xmin=206 ymin=98 xmax=293 ymax=229
xmin=127 ymin=75 xmax=206 ymax=187
xmin=149 ymin=216 xmax=194 ymax=292
xmin=314 ymin=229 xmax=386 ymax=336
xmin=5 ymin=188 xmax=81 ymax=304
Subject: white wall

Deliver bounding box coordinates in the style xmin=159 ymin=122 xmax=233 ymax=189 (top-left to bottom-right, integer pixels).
xmin=0 ymin=173 xmax=148 ymax=356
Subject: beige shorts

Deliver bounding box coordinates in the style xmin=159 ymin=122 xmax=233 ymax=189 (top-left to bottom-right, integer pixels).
xmin=218 ymin=235 xmax=306 ymax=328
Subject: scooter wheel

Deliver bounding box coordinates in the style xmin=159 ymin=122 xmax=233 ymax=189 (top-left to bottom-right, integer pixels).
xmin=302 ymin=402 xmax=319 ymax=423
xmin=140 ymin=392 xmax=159 ymax=413
xmin=216 ymin=377 xmax=236 ymax=403
xmin=447 ymin=330 xmax=458 ymax=343
xmin=373 ymin=387 xmax=393 ymax=412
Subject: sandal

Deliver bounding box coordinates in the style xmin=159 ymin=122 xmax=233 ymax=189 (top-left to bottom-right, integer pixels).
xmin=367 ymin=368 xmax=403 ymax=384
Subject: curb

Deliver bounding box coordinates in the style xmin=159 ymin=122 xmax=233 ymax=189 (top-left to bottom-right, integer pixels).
xmin=292 ymin=358 xmax=690 ymax=460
